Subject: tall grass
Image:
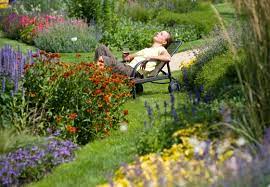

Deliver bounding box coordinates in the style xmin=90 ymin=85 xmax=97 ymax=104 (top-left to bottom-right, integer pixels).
xmin=233 ymin=0 xmax=270 ymax=142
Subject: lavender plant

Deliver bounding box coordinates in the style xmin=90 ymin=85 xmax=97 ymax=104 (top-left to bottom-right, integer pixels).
xmin=0 ymin=46 xmax=41 ymax=131
xmin=0 ymin=137 xmax=77 ymax=186
xmin=0 ymin=45 xmax=33 ymax=94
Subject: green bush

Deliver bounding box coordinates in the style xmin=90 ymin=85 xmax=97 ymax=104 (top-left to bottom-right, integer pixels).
xmin=156 ymin=3 xmax=219 ymax=37
xmin=100 ymin=18 xmax=161 ymax=50
xmin=34 ymin=20 xmax=98 ymax=53
xmin=121 ymin=3 xmax=156 ymax=23
xmin=65 ymin=0 xmax=101 ymax=23
xmin=132 ymin=0 xmax=199 ymax=13
xmin=23 ymin=53 xmax=132 ymax=144
xmin=194 ymin=52 xmax=240 ymax=98
xmin=11 ymin=0 xmax=67 ymax=15
xmin=101 ymin=18 xmax=199 ymax=50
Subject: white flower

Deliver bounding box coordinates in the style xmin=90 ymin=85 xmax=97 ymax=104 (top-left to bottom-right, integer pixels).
xmin=119 ymin=122 xmax=128 ymax=132
xmin=236 ymin=137 xmax=246 ymax=147
xmin=71 ymin=37 xmax=78 ymax=42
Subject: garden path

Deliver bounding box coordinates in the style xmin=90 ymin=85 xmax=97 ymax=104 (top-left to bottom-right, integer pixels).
xmin=163 ymin=48 xmax=200 ymax=72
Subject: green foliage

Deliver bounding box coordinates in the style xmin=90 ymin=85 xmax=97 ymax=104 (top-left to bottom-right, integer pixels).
xmin=20 ymin=24 xmax=35 ymax=44
xmin=194 ymin=52 xmax=240 ymax=98
xmin=156 ymin=3 xmax=219 ymax=37
xmin=23 ymin=53 xmax=132 ymax=144
xmin=233 ymin=0 xmax=270 ymax=142
xmin=12 ymin=0 xmax=67 ymax=15
xmin=34 ymin=20 xmax=98 ymax=53
xmin=101 ymin=18 xmax=199 ymax=50
xmin=129 ymin=0 xmax=199 ymax=14
xmin=0 ymin=128 xmax=46 ymax=154
xmin=121 ymin=2 xmax=156 ymax=23
xmin=101 ymin=18 xmax=159 ymax=50
xmin=65 ymin=0 xmax=101 ymax=23
xmin=136 ymin=98 xmax=221 ymax=155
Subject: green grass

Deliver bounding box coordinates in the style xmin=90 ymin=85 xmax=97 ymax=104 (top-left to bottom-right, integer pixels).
xmin=0 ymin=31 xmax=36 ymax=53
xmin=179 ymin=38 xmax=208 ymax=51
xmin=214 ymin=3 xmax=236 ymax=26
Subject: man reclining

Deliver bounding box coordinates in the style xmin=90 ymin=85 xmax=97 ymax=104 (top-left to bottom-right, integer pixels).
xmin=94 ymin=31 xmax=172 ymax=77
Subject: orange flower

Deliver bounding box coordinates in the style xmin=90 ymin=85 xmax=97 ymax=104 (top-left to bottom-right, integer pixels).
xmin=66 ymin=125 xmax=77 ymax=133
xmin=68 ymin=113 xmax=78 ymax=120
xmin=86 ymin=108 xmax=93 ymax=113
xmin=56 ymin=115 xmax=62 ymax=123
xmin=103 ymin=94 xmax=111 ymax=104
xmin=123 ymin=109 xmax=128 ymax=116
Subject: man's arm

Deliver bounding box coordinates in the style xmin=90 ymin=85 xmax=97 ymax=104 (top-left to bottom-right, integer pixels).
xmin=146 ymin=50 xmax=171 ymax=62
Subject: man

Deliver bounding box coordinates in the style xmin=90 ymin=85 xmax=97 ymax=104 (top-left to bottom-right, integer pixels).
xmin=95 ymin=31 xmax=172 ymax=77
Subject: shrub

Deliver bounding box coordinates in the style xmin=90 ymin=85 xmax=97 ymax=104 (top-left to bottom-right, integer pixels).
xmin=65 ymin=0 xmax=101 ymax=24
xmin=23 ymin=51 xmax=132 ymax=144
xmin=100 ymin=18 xmax=161 ymax=50
xmin=0 ymin=137 xmax=77 ymax=186
xmin=1 ymin=13 xmax=24 ymax=40
xmin=156 ymin=2 xmax=219 ymax=37
xmin=100 ymin=18 xmax=199 ymax=50
xmin=34 ymin=19 xmax=98 ymax=52
xmin=131 ymin=0 xmax=199 ymax=14
xmin=11 ymin=0 xmax=67 ymax=15
xmin=1 ymin=13 xmax=66 ymax=44
xmin=194 ymin=52 xmax=240 ymax=98
xmin=121 ymin=2 xmax=156 ymax=23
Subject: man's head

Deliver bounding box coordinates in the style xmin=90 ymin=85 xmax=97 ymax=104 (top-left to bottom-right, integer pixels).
xmin=153 ymin=31 xmax=172 ymax=48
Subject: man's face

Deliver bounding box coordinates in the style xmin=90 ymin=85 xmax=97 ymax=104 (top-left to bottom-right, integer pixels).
xmin=153 ymin=31 xmax=170 ymax=45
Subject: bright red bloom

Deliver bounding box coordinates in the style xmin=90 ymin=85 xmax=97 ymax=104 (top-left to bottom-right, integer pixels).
xmin=68 ymin=113 xmax=78 ymax=120
xmin=66 ymin=125 xmax=77 ymax=133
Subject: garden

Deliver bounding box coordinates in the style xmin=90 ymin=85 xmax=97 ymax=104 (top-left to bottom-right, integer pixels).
xmin=0 ymin=0 xmax=270 ymax=186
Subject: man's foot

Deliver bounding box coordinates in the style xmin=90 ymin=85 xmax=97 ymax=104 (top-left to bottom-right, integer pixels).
xmin=97 ymin=56 xmax=105 ymax=69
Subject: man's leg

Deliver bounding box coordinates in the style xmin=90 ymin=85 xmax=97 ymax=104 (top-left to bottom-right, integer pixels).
xmin=94 ymin=44 xmax=117 ymax=63
xmin=95 ymin=45 xmax=133 ymax=76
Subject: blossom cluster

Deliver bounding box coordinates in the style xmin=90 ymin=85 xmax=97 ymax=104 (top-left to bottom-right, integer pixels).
xmin=0 ymin=45 xmax=33 ymax=94
xmin=1 ymin=13 xmax=85 ymax=44
xmin=23 ymin=52 xmax=132 ymax=144
xmin=0 ymin=138 xmax=77 ymax=186
xmin=98 ymin=125 xmax=252 ymax=187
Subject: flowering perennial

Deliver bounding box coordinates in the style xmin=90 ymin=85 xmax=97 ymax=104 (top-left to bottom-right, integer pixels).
xmin=0 ymin=138 xmax=77 ymax=186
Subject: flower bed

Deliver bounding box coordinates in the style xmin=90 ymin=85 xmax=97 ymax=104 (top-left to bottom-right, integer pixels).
xmin=0 ymin=137 xmax=77 ymax=186
xmin=23 ymin=51 xmax=132 ymax=144
xmin=99 ymin=125 xmax=270 ymax=187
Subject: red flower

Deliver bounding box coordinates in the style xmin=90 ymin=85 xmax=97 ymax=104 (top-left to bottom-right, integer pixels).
xmin=68 ymin=113 xmax=78 ymax=120
xmin=66 ymin=125 xmax=77 ymax=133
xmin=94 ymin=89 xmax=102 ymax=95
